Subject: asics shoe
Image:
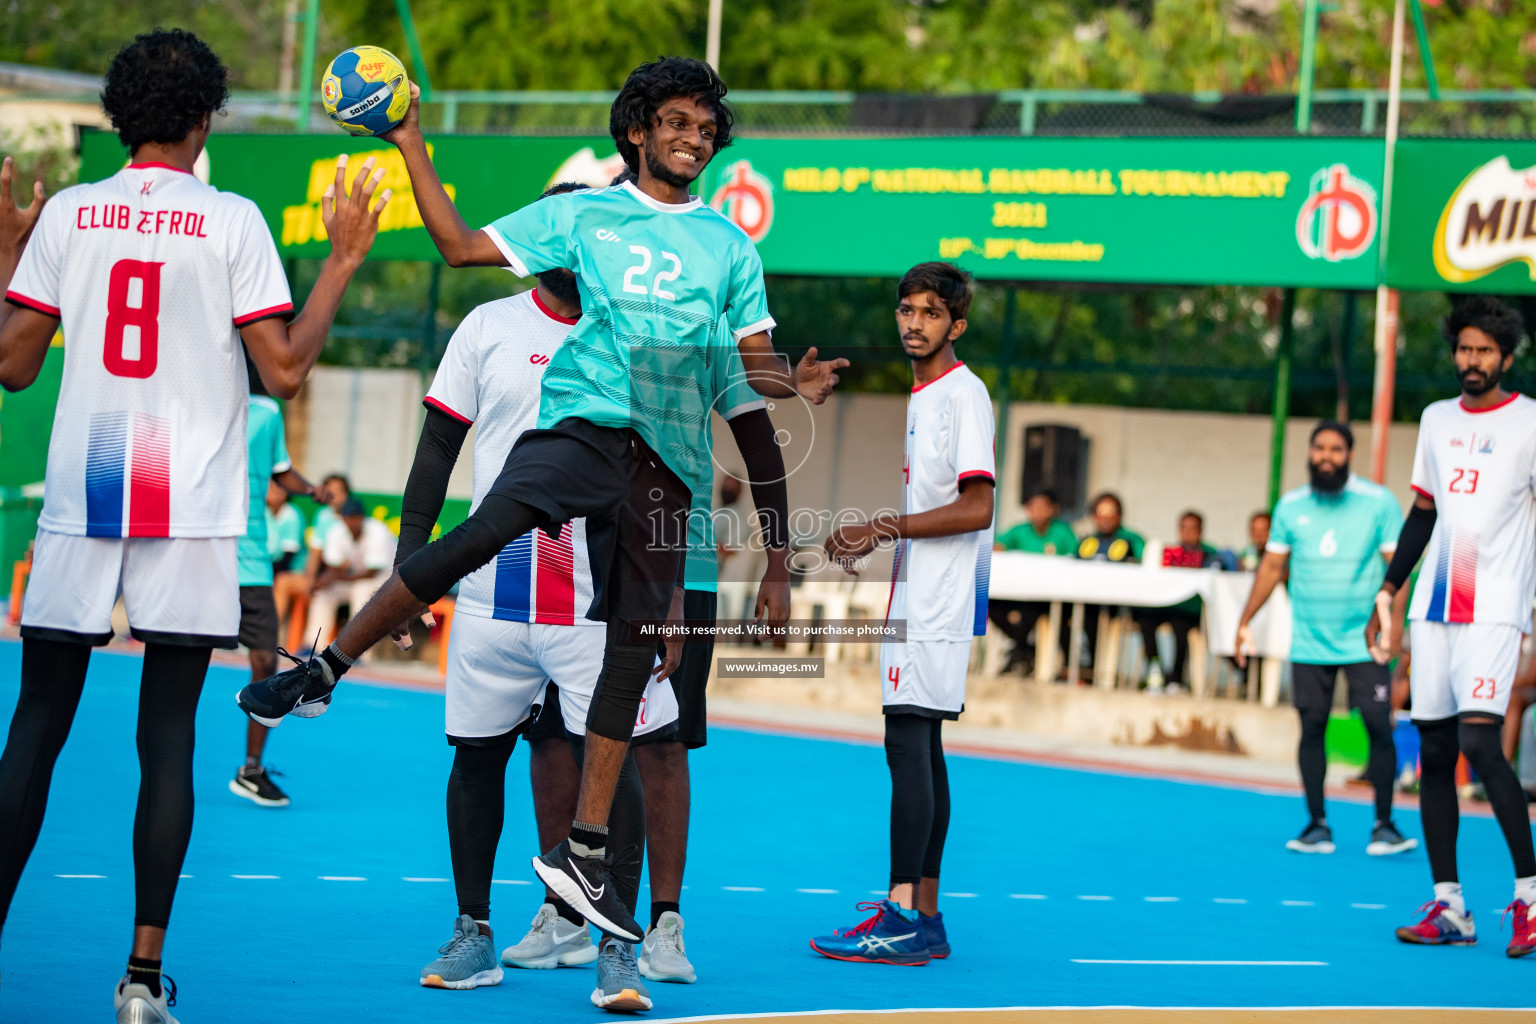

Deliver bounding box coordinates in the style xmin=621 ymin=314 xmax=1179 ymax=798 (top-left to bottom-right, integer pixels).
xmin=1395 ymin=900 xmax=1476 ymax=945
xmin=114 ymin=975 xmax=178 ymax=1024
xmin=1366 ymin=820 xmax=1419 ymax=856
xmin=592 ymin=939 xmax=652 ymax=1012
xmin=420 ymin=914 xmax=503 ymax=989
xmin=1505 ymin=900 xmax=1536 ymax=958
xmin=1285 ymin=821 xmax=1335 ymax=854
xmin=638 ymin=911 xmax=696 ymax=984
xmin=502 ymin=903 xmax=598 ymax=969
xmin=921 ymin=910 xmax=950 ymax=959
xmin=532 ymin=839 xmax=642 ymax=942
xmin=229 ymin=765 xmax=290 ymax=807
xmin=809 ymin=900 xmax=931 ymax=966
xmin=236 ymin=648 xmax=335 ymax=727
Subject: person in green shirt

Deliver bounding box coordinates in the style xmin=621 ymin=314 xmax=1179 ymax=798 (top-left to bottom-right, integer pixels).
xmin=1134 ymin=510 xmax=1220 ymax=689
xmin=989 ymin=488 xmax=1076 ymax=673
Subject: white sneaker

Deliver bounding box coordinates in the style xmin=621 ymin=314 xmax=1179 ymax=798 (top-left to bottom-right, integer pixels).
xmin=115 ymin=976 xmax=179 ymax=1024
xmin=639 ymin=911 xmax=696 ymax=984
xmin=500 ymin=902 xmax=598 ymax=969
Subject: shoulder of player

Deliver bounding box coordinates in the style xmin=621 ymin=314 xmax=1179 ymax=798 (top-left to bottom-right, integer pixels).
xmin=247 ymin=394 xmax=282 ymax=418
xmin=1341 ymin=475 xmax=1394 ymax=504
xmin=1275 ymin=485 xmax=1312 ymax=508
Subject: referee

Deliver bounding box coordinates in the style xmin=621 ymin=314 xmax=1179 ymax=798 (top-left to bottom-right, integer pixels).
xmin=1235 ymin=421 xmax=1417 ymax=857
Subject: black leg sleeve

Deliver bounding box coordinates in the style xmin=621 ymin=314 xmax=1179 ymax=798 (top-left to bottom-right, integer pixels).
xmin=1297 ymin=708 xmax=1330 ymax=824
xmin=569 ymin=738 xmax=645 ymax=916
xmin=447 ymin=733 xmax=519 ymax=921
xmin=133 ymin=644 xmax=212 ymax=930
xmin=397 ymin=493 xmax=548 ymax=604
xmin=885 ymin=713 xmax=935 ymax=887
xmin=921 ymin=718 xmax=951 ymax=880
xmin=1459 ymin=719 xmax=1536 ymax=878
xmin=0 ymin=639 xmax=91 ymax=930
xmin=1418 ymin=718 xmax=1461 ymax=884
xmin=1357 ymin=699 xmax=1397 ymax=824
xmin=587 ymin=618 xmax=657 ymax=742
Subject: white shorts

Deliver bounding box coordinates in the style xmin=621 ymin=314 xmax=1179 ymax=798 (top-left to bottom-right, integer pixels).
xmin=1408 ymin=620 xmax=1523 ymax=721
xmin=20 ymin=527 xmax=239 ymax=647
xmin=557 ymin=653 xmax=678 ymax=740
xmin=881 ymin=638 xmax=970 ymax=719
xmin=443 ymin=613 xmax=677 ymax=741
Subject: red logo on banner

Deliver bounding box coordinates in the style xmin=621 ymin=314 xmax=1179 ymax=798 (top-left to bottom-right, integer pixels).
xmin=709 ymin=161 xmax=775 ymax=243
xmin=1296 ymin=163 xmax=1378 ymax=262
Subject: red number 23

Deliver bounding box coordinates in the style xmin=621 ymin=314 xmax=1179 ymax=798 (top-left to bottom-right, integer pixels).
xmin=1473 ymin=677 xmax=1498 ymax=699
xmin=1448 ymin=468 xmax=1480 ymax=494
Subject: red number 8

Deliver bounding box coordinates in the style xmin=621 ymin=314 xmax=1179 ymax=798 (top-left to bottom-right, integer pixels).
xmin=104 ymin=258 xmax=163 ymax=379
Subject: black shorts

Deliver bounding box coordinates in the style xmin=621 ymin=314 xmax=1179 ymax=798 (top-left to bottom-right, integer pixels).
xmin=653 ymin=589 xmax=716 ymax=749
xmin=488 ymin=418 xmax=689 ymax=626
xmin=1292 ymin=661 xmax=1390 ymax=714
xmin=237 ymin=585 xmax=278 ymax=651
xmin=525 ymin=680 xmax=678 ymax=748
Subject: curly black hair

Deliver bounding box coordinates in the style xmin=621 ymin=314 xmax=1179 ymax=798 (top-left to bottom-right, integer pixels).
xmin=1443 ymin=294 xmax=1526 ymax=356
xmin=898 ymin=261 xmax=973 ymax=321
xmin=609 ymin=57 xmax=733 ymax=175
xmin=102 ymin=29 xmax=229 ymax=152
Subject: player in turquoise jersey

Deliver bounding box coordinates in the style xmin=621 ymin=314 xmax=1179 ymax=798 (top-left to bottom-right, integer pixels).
xmin=1234 ymin=421 xmax=1416 ymax=857
xmin=232 ymin=362 xmax=326 ymax=808
xmin=241 ymin=57 xmax=840 ymax=946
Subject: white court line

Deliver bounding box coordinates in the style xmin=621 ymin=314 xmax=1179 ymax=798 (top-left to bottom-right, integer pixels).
xmin=403 ymin=877 xmax=450 ymax=882
xmin=55 ymin=874 xmax=105 ymax=878
xmin=1281 ymin=900 xmax=1316 ymax=906
xmin=231 ymin=874 xmax=279 ymax=880
xmin=1073 ymin=959 xmax=1328 ymax=966
xmin=942 ymin=892 xmax=978 ymax=898
xmin=1077 ymin=895 xmax=1113 ymax=901
xmin=179 ymin=874 xmax=193 ymax=879
xmin=491 ymin=879 xmax=532 ymax=885
xmin=1144 ymin=896 xmax=1180 ymax=902
xmin=1352 ymin=903 xmax=1387 ymax=909
xmin=1213 ymin=898 xmax=1247 ymax=904
xmin=645 ymin=1005 xmax=1536 ymax=1023
xmin=319 ymin=876 xmax=367 ymax=881
xmin=1011 ymin=894 xmax=1048 ymax=900
xmin=797 ymin=888 xmax=839 ymax=894
xmin=723 ymin=886 xmax=765 ymax=892
xmin=869 ymin=889 xmax=887 ymax=895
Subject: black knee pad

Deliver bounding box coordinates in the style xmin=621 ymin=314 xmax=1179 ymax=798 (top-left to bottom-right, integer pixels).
xmin=398 ymin=495 xmax=545 ymax=603
xmin=1458 ymin=718 xmax=1504 ymax=769
xmin=1418 ymin=717 xmax=1460 ymax=775
xmin=587 ymin=620 xmax=655 ymax=742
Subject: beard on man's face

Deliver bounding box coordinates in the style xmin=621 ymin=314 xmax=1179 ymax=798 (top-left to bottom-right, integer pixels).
xmin=1457 ymin=361 xmax=1503 ymax=397
xmin=536 ymin=268 xmax=580 ymax=308
xmin=643 ymin=132 xmax=701 ymax=189
xmin=1309 ymin=458 xmax=1348 ymax=493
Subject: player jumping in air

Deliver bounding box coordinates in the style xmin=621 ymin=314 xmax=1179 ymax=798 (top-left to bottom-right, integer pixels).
xmin=1368 ymin=296 xmax=1536 ymax=955
xmin=0 ymin=29 xmax=387 ymax=1023
xmin=812 ymin=262 xmax=996 ymax=966
xmin=239 ymin=57 xmax=836 ymax=944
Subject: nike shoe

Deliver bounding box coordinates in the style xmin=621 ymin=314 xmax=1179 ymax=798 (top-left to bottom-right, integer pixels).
xmin=809 ymin=900 xmax=931 ymax=966
xmin=592 ymin=939 xmax=652 ymax=1012
xmin=532 ymin=839 xmax=642 ymax=942
xmin=1504 ymin=900 xmax=1536 ymax=958
xmin=420 ymin=914 xmax=504 ymax=989
xmin=638 ymin=911 xmax=696 ymax=984
xmin=1366 ymin=820 xmax=1419 ymax=856
xmin=1395 ymin=900 xmax=1476 ymax=945
xmin=114 ymin=975 xmax=178 ymax=1024
xmin=1285 ymin=821 xmax=1335 ymax=854
xmin=236 ymin=648 xmax=335 ymax=727
xmin=921 ymin=910 xmax=950 ymax=959
xmin=502 ymin=903 xmax=598 ymax=969
xmin=229 ymin=765 xmax=290 ymax=807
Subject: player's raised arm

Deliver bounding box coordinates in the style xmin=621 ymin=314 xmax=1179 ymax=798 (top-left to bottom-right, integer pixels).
xmin=381 ymin=83 xmax=506 ymax=268
xmin=0 ymin=156 xmax=56 ymax=391
xmin=241 ymin=154 xmax=390 ymax=399
xmin=737 ymin=332 xmax=848 ymax=405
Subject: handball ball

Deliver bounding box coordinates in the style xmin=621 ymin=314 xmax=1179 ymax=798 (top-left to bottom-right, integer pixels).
xmin=321 ymin=46 xmax=410 ymax=136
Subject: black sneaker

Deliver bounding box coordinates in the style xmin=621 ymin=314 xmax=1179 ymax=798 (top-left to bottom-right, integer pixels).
xmin=1285 ymin=820 xmax=1336 ymax=854
xmin=236 ymin=649 xmax=336 ymax=727
xmin=531 ymin=839 xmax=642 ymax=942
xmin=230 ymin=765 xmax=290 ymax=807
xmin=1366 ymin=819 xmax=1419 ymax=856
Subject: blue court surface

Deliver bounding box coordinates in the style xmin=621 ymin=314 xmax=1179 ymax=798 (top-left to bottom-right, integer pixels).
xmin=2 ymin=637 xmax=1534 ymax=1022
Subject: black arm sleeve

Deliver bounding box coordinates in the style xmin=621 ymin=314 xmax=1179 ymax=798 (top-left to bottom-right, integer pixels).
xmin=395 ymin=405 xmax=471 ymax=566
xmin=1384 ymin=501 xmax=1436 ymax=590
xmin=726 ymin=408 xmax=789 ymax=549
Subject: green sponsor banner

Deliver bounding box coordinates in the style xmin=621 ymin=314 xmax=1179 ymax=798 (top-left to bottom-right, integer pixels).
xmin=1386 ymin=138 xmax=1536 ymax=294
xmin=82 ymin=132 xmax=1385 ymax=287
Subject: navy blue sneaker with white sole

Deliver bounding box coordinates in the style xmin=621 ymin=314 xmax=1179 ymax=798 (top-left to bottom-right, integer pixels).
xmin=236 ymin=648 xmax=336 ymax=727
xmin=809 ymin=901 xmax=931 ymax=966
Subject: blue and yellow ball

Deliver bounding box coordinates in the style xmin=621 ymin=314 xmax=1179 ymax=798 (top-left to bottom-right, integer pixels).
xmin=321 ymin=46 xmax=410 ymax=137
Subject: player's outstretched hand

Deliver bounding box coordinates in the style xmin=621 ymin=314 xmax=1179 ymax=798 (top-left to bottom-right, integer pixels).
xmin=824 ymin=523 xmax=878 ymax=576
xmin=1365 ymin=589 xmax=1396 ymax=664
xmin=321 ymin=153 xmax=392 ymax=268
xmin=653 ymin=587 xmax=686 ymax=682
xmin=754 ymin=566 xmax=790 ymax=629
xmin=0 ymin=156 xmax=46 ymax=257
xmin=380 ymin=82 xmax=422 ymax=147
xmin=1233 ymin=623 xmax=1255 ymax=669
xmin=793 ymin=347 xmax=849 ymax=406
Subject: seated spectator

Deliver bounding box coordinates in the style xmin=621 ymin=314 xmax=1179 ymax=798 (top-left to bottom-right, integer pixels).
xmin=304 ymin=472 xmax=353 ymax=589
xmin=1076 ymin=492 xmax=1145 ymax=675
xmin=1135 ymin=510 xmax=1221 ymax=689
xmin=989 ymin=488 xmax=1077 ymax=673
xmin=1238 ymin=511 xmax=1272 ymax=572
xmin=303 ymin=498 xmax=397 ymax=654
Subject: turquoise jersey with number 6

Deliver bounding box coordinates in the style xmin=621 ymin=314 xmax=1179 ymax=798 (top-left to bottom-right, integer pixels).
xmin=484 ymin=181 xmax=775 ymax=499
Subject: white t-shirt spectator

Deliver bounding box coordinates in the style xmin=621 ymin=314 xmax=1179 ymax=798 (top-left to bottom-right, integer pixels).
xmin=322 ymin=517 xmax=396 ymax=574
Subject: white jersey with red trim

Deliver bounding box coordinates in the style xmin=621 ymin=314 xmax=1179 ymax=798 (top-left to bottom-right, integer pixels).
xmin=7 ymin=163 xmax=292 ymax=539
xmin=885 ymin=361 xmax=996 ymax=642
xmin=424 ymin=289 xmax=598 ymax=624
xmin=1407 ymin=392 xmax=1536 ymax=629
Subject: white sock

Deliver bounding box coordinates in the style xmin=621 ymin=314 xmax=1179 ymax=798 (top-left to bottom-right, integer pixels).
xmin=1514 ymin=876 xmax=1536 ymax=905
xmin=1433 ymin=881 xmax=1465 ymax=915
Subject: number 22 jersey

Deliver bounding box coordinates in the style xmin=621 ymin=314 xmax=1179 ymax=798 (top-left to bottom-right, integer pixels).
xmin=6 ymin=163 xmax=293 ymax=539
xmin=1407 ymin=393 xmax=1536 ymax=629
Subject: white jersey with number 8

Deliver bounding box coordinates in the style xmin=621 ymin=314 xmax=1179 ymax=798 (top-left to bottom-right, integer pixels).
xmin=6 ymin=163 xmax=292 ymax=539
xmin=1406 ymin=393 xmax=1536 ymax=629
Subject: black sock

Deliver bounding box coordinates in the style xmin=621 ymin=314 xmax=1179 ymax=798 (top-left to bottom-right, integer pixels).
xmin=569 ymin=821 xmax=608 ymax=857
xmin=127 ymin=956 xmax=162 ymax=998
xmin=650 ymin=901 xmax=680 ymax=929
xmin=319 ymin=644 xmax=352 ymax=680
xmin=551 ymin=897 xmax=584 ymax=926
